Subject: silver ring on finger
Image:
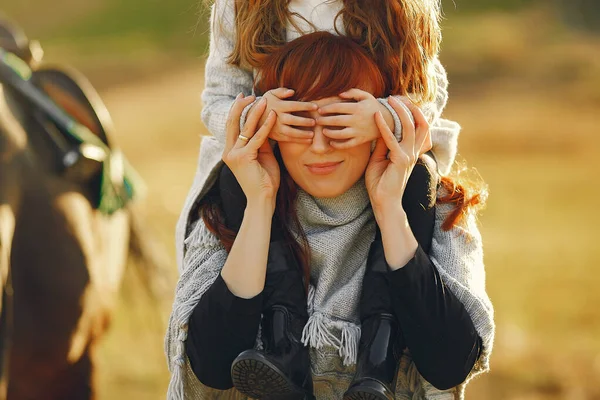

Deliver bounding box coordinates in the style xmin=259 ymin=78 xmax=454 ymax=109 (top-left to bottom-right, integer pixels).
xmin=238 ymin=134 xmax=250 ymax=142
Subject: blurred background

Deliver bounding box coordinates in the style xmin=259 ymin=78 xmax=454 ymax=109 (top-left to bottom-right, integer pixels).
xmin=1 ymin=0 xmax=599 ymax=399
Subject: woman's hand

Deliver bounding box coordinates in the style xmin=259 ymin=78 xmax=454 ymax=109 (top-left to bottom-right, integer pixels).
xmin=252 ymin=87 xmax=317 ymax=144
xmin=365 ymin=96 xmax=432 ymax=217
xmin=223 ymin=94 xmax=280 ymax=208
xmin=315 ymin=88 xmax=395 ymax=149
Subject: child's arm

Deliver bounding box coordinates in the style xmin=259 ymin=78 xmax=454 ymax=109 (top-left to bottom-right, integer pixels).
xmin=202 ymin=0 xmax=317 ymax=146
xmin=201 ymin=0 xmax=255 ymax=145
xmin=421 ymin=58 xmax=460 ymax=176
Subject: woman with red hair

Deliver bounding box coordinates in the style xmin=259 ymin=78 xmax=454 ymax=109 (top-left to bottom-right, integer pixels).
xmin=166 ymin=32 xmax=494 ymax=400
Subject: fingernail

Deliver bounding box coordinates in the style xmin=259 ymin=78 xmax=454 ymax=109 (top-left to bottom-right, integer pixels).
xmin=311 ymin=103 xmax=318 ymax=110
xmin=388 ymin=96 xmax=398 ymax=105
xmin=236 ymin=93 xmax=243 ymax=100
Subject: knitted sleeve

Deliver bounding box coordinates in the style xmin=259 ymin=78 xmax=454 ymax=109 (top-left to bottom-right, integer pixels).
xmin=201 ymin=0 xmax=256 ymax=145
xmin=165 ymin=219 xmax=229 ymax=399
xmin=428 ymin=188 xmax=495 ymax=396
xmin=426 ymin=58 xmax=459 ymax=176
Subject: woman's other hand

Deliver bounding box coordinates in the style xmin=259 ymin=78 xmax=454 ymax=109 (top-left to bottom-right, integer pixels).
xmin=315 ymin=88 xmax=394 ymax=149
xmin=253 ymin=87 xmax=317 ymax=143
xmin=365 ymin=97 xmax=432 ymax=269
xmin=223 ymin=94 xmax=280 ymax=209
xmin=365 ymin=96 xmax=432 ymax=217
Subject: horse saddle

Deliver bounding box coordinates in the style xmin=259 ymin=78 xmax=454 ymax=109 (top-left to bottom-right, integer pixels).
xmin=0 ymin=15 xmax=142 ymax=214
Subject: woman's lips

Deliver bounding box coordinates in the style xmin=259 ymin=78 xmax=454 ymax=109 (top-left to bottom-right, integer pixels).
xmin=305 ymin=161 xmax=343 ymax=175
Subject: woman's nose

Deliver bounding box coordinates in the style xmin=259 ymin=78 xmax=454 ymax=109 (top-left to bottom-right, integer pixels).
xmin=310 ymin=126 xmax=332 ymax=154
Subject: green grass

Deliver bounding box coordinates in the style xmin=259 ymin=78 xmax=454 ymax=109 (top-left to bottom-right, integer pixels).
xmin=444 ymin=86 xmax=600 ymax=398
xmin=92 ymin=63 xmax=600 ymax=400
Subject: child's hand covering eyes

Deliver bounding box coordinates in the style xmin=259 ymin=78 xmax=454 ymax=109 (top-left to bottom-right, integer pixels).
xmin=250 ymin=87 xmax=318 ymax=144
xmin=315 ymin=88 xmax=396 ymax=149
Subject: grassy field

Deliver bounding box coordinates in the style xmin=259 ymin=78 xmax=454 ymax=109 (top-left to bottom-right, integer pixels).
xmin=93 ymin=70 xmax=600 ymax=400
xmin=3 ymin=2 xmax=600 ymax=399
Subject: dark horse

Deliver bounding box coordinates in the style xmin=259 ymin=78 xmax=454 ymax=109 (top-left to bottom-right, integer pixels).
xmin=0 ymin=18 xmax=167 ymax=400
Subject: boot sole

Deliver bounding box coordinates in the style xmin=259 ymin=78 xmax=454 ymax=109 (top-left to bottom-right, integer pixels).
xmin=231 ymin=350 xmax=314 ymax=400
xmin=343 ymin=379 xmax=394 ymax=400
xmin=344 ymin=393 xmax=387 ymax=400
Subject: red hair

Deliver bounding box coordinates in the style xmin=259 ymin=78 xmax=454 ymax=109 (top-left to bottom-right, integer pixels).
xmin=438 ymin=176 xmax=485 ymax=231
xmin=254 ymin=31 xmax=387 ymax=100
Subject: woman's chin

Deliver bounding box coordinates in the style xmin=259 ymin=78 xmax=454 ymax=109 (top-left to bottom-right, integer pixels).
xmin=296 ymin=179 xmax=350 ymax=198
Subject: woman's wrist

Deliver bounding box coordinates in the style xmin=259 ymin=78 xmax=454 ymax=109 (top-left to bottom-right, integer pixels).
xmin=246 ymin=195 xmax=276 ymax=217
xmin=375 ymin=202 xmax=419 ymax=271
xmin=221 ymin=196 xmax=274 ymax=299
xmin=372 ymin=200 xmax=403 ymax=226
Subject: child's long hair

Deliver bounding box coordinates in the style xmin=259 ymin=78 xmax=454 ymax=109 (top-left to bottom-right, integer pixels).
xmin=221 ymin=0 xmax=441 ymax=104
xmin=200 ymin=32 xmax=485 ymax=285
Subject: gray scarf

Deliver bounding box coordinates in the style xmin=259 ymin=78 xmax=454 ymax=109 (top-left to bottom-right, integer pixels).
xmin=296 ymin=178 xmax=376 ymax=365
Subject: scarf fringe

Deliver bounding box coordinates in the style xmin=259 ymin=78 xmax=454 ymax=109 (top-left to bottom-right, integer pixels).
xmin=168 ymin=220 xmax=226 ymax=399
xmin=167 ymin=324 xmax=188 ymax=400
xmin=340 ymin=324 xmax=360 ymax=366
xmin=306 ymin=284 xmax=316 ymax=314
xmin=301 ymin=311 xmax=361 ymax=366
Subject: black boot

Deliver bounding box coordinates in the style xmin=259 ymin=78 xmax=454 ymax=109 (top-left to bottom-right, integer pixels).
xmin=219 ymin=165 xmax=314 ymax=399
xmin=230 ymin=242 xmax=314 ymax=400
xmin=344 ymin=313 xmax=403 ymax=400
xmin=231 ymin=304 xmax=313 ymax=399
xmin=344 ymin=156 xmax=438 ymax=400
